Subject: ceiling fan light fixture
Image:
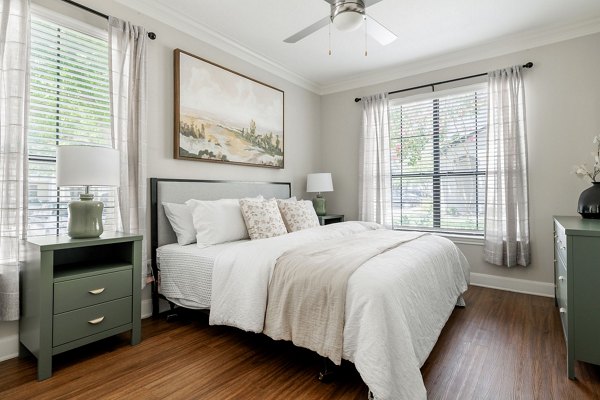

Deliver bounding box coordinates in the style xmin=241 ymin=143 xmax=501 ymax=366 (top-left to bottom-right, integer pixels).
xmin=331 ymin=0 xmax=365 ymax=32
xmin=332 ymin=11 xmax=364 ymax=31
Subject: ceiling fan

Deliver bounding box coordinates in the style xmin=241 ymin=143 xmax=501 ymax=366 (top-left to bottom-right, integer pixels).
xmin=283 ymin=0 xmax=397 ymax=46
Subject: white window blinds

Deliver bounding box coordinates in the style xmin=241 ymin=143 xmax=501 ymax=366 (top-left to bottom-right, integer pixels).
xmin=28 ymin=15 xmax=115 ymax=236
xmin=389 ymin=85 xmax=488 ymax=235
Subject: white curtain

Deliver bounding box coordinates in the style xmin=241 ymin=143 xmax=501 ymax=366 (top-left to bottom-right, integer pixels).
xmin=108 ymin=17 xmax=149 ymax=286
xmin=0 ymin=0 xmax=29 ymax=321
xmin=484 ymin=66 xmax=530 ymax=267
xmin=359 ymin=93 xmax=392 ymax=228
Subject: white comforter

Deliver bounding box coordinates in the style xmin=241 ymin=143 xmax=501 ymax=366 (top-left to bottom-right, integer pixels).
xmin=210 ymin=221 xmax=470 ymax=400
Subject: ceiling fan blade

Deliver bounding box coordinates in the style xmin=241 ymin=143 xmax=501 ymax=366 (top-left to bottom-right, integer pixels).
xmin=366 ymin=15 xmax=397 ymax=46
xmin=324 ymin=0 xmax=384 ymax=7
xmin=284 ymin=17 xmax=330 ymax=43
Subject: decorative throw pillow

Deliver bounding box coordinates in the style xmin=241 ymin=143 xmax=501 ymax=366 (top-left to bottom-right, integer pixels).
xmin=239 ymin=198 xmax=287 ymax=240
xmin=278 ymin=200 xmax=320 ymax=232
xmin=162 ymin=202 xmax=197 ymax=245
xmin=185 ymin=198 xmax=250 ymax=247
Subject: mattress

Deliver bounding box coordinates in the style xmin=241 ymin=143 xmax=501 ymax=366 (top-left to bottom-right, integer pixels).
xmin=156 ymin=241 xmax=247 ymax=309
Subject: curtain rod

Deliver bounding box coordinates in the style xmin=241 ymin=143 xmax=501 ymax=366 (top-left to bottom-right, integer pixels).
xmin=60 ymin=0 xmax=157 ymax=40
xmin=354 ymin=62 xmax=533 ymax=103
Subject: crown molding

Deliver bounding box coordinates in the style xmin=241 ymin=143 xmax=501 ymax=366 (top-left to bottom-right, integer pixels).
xmin=319 ymin=16 xmax=600 ymax=95
xmin=114 ymin=0 xmax=600 ymax=96
xmin=114 ymin=0 xmax=321 ymax=94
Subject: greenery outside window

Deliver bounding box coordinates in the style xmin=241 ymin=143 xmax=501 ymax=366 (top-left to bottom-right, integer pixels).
xmin=28 ymin=12 xmax=115 ymax=237
xmin=389 ymin=84 xmax=488 ymax=235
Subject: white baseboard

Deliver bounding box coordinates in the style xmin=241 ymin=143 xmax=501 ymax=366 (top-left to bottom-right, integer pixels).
xmin=0 ymin=333 xmax=18 ymax=363
xmin=470 ymin=272 xmax=555 ymax=298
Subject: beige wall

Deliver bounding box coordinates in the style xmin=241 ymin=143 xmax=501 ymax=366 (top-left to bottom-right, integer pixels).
xmin=321 ymin=32 xmax=600 ymax=286
xmin=2 ymin=0 xmax=599 ymax=363
xmin=31 ymin=0 xmax=322 ymax=196
xmin=0 ymin=0 xmax=322 ymax=361
xmin=37 ymin=0 xmax=323 ymax=284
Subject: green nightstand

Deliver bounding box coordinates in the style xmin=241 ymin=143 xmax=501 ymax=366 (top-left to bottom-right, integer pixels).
xmin=20 ymin=231 xmax=143 ymax=380
xmin=318 ymin=214 xmax=345 ymax=226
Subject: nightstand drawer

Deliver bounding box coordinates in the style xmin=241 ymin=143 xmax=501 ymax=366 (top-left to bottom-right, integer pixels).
xmin=54 ymin=269 xmax=132 ymax=314
xmin=53 ymin=296 xmax=132 ymax=346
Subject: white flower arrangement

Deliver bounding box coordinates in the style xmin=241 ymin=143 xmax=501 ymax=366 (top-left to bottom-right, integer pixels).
xmin=574 ymin=135 xmax=600 ymax=183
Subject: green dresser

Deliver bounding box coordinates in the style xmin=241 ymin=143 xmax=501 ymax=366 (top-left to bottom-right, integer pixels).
xmin=20 ymin=232 xmax=143 ymax=380
xmin=553 ymin=216 xmax=600 ymax=379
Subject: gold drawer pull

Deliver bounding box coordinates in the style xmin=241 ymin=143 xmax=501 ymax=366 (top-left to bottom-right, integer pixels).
xmin=558 ymin=276 xmax=565 ymax=282
xmin=559 ymin=307 xmax=567 ymax=314
xmin=88 ymin=288 xmax=105 ymax=295
xmin=88 ymin=316 xmax=105 ymax=325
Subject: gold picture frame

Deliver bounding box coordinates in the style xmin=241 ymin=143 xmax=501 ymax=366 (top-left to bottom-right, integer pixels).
xmin=174 ymin=49 xmax=284 ymax=168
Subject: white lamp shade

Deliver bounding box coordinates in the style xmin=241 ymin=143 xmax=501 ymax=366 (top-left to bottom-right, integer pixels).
xmin=307 ymin=173 xmax=334 ymax=193
xmin=56 ymin=145 xmax=120 ymax=187
xmin=332 ymin=11 xmax=364 ymax=32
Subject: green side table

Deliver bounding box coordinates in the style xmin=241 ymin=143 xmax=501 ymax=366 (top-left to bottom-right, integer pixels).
xmin=318 ymin=214 xmax=345 ymax=226
xmin=20 ymin=231 xmax=143 ymax=380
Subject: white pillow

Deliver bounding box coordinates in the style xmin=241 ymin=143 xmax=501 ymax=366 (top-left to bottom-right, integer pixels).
xmin=162 ymin=202 xmax=196 ymax=245
xmin=185 ymin=198 xmax=250 ymax=247
xmin=276 ymin=196 xmax=297 ymax=205
xmin=278 ymin=200 xmax=320 ymax=232
xmin=239 ymin=198 xmax=287 ymax=240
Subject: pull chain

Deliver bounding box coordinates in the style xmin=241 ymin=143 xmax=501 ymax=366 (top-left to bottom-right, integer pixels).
xmin=329 ymin=20 xmax=332 ymax=56
xmin=364 ymin=16 xmax=368 ymax=56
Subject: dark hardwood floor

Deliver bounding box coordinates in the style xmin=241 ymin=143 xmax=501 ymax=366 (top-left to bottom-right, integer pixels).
xmin=1 ymin=286 xmax=599 ymax=399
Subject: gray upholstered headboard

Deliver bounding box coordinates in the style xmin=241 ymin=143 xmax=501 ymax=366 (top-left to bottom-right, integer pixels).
xmin=149 ymin=178 xmax=291 ymax=316
xmin=151 ymin=178 xmax=291 ymax=248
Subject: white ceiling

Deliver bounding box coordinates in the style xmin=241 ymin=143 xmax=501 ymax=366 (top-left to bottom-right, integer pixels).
xmin=118 ymin=0 xmax=600 ymax=94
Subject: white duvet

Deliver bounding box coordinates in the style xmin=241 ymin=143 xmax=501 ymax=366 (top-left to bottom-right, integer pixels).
xmin=210 ymin=221 xmax=470 ymax=400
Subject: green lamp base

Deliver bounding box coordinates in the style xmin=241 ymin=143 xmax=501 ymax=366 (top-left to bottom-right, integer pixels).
xmin=313 ymin=194 xmax=327 ymax=216
xmin=68 ymin=193 xmax=104 ymax=238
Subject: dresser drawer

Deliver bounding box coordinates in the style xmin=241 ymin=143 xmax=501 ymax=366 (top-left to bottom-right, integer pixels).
xmin=559 ymin=304 xmax=568 ymax=342
xmin=53 ymin=297 xmax=132 ymax=347
xmin=556 ymin=254 xmax=568 ymax=341
xmin=554 ymin=222 xmax=567 ymax=266
xmin=556 ymin=258 xmax=567 ymax=309
xmin=54 ymin=269 xmax=132 ymax=314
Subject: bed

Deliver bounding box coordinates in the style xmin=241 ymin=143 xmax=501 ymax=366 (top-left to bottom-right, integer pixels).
xmin=150 ymin=178 xmax=470 ymax=400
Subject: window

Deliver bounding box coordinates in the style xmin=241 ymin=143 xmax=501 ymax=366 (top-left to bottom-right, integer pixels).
xmin=389 ymin=85 xmax=488 ymax=235
xmin=28 ymin=13 xmax=115 ymax=236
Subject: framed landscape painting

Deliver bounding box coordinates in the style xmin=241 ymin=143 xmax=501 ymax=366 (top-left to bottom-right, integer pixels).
xmin=174 ymin=49 xmax=284 ymax=168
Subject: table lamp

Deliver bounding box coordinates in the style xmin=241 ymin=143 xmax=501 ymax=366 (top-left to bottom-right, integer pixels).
xmin=307 ymin=173 xmax=334 ymax=216
xmin=57 ymin=145 xmax=120 ymax=238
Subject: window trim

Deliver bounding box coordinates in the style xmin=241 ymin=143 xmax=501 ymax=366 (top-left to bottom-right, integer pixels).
xmin=393 ymin=227 xmax=485 ymax=246
xmin=32 ymin=5 xmax=108 ymax=41
xmin=390 ymin=82 xmax=487 ymax=105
